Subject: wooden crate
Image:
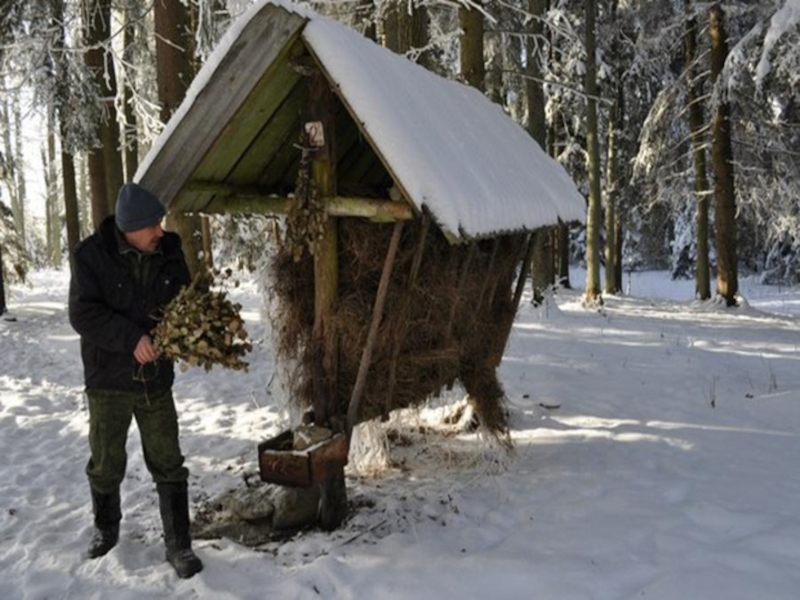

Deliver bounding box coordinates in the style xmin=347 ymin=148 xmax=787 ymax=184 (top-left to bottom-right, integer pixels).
xmin=258 ymin=430 xmax=348 ymax=487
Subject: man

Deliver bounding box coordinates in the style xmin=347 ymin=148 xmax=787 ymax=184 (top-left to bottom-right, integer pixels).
xmin=68 ymin=182 xmax=203 ymax=579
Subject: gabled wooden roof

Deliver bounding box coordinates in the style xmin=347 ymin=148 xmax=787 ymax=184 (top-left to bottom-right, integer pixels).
xmin=135 ymin=0 xmax=585 ymax=242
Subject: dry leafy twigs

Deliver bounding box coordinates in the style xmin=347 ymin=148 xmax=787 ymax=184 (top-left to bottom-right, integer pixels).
xmin=152 ymin=272 xmax=252 ymax=373
xmin=285 ymin=134 xmax=327 ymax=262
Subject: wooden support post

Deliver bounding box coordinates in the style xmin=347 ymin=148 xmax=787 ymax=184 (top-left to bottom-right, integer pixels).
xmin=347 ymin=221 xmax=404 ymax=436
xmin=385 ymin=210 xmax=430 ymax=417
xmin=308 ymin=69 xmax=339 ymax=430
xmin=307 ymin=68 xmax=346 ymax=531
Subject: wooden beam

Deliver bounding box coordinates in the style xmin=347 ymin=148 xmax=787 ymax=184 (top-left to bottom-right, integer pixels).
xmin=307 ymin=67 xmax=349 ymax=532
xmin=189 ymin=182 xmax=415 ymax=222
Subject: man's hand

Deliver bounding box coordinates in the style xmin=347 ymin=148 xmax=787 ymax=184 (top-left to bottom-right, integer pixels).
xmin=134 ymin=334 xmax=159 ymax=364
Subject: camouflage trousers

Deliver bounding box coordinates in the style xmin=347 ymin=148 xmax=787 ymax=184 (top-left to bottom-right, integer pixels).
xmin=85 ymin=388 xmax=188 ymax=495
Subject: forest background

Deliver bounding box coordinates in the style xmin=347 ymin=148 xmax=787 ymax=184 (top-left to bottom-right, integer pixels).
xmin=1 ymin=0 xmax=799 ymax=305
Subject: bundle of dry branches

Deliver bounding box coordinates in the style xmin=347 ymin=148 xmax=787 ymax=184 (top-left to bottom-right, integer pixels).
xmin=152 ymin=273 xmax=252 ymax=372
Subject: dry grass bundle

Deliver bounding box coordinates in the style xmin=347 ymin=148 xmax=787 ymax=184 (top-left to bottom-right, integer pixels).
xmin=270 ymin=217 xmax=526 ymax=440
xmin=152 ymin=274 xmax=252 ymax=372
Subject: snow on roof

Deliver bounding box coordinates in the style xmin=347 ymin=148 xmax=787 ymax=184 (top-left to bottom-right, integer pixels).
xmin=301 ymin=17 xmax=586 ymax=238
xmin=136 ymin=0 xmax=586 ymax=240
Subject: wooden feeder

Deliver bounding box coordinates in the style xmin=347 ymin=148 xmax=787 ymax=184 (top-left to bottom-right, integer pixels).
xmin=258 ymin=430 xmax=348 ymax=488
xmin=135 ymin=1 xmax=586 ymax=529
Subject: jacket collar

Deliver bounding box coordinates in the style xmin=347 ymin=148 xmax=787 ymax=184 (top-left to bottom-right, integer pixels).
xmin=98 ymin=214 xmax=174 ymax=257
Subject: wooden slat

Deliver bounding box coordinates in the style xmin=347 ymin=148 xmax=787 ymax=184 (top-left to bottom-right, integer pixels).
xmin=362 ymin=158 xmax=392 ymax=188
xmin=137 ymin=5 xmax=308 ymax=207
xmin=337 ymin=136 xmax=372 ymax=181
xmin=256 ymin=135 xmax=300 ymax=192
xmin=193 ymin=41 xmax=305 ymax=184
xmin=227 ymin=79 xmax=308 ymax=185
xmin=186 ymin=39 xmax=306 ymax=213
xmin=333 ymin=104 xmax=367 ymax=179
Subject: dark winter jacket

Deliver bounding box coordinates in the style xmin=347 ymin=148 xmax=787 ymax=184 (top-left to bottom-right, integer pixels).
xmin=69 ymin=215 xmax=190 ymax=393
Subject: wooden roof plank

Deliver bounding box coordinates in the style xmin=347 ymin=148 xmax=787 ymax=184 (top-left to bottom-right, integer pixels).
xmin=228 ymin=78 xmax=308 ymax=186
xmin=337 ymin=129 xmax=371 ymax=181
xmin=137 ymin=5 xmax=308 ymax=206
xmin=177 ymin=40 xmax=305 ymax=214
xmin=347 ymin=147 xmax=382 ymax=183
xmin=257 ymin=132 xmax=301 ymax=191
xmin=363 ymin=159 xmax=392 ymax=188
xmin=189 ymin=42 xmax=304 ymax=186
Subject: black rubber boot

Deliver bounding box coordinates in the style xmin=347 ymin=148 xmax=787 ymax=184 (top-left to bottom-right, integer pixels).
xmin=86 ymin=489 xmax=121 ymax=559
xmin=157 ymin=482 xmax=203 ymax=579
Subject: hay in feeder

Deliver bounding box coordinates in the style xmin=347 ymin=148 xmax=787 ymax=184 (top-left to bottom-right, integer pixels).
xmin=269 ymin=216 xmax=526 ymax=441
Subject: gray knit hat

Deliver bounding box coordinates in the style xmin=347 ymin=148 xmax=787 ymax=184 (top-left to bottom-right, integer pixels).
xmin=114 ymin=183 xmax=166 ymax=232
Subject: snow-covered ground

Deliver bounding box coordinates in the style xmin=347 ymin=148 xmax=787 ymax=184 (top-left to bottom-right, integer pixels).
xmin=2 ymin=267 xmax=800 ymax=599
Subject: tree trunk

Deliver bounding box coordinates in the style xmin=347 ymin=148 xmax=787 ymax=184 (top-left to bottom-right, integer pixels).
xmin=44 ymin=108 xmax=61 ymax=266
xmin=382 ymin=0 xmax=428 ymax=63
xmin=357 ymin=0 xmax=377 ymax=41
xmin=584 ymin=0 xmax=602 ymax=304
xmin=459 ymin=1 xmax=485 ymax=91
xmin=614 ymin=214 xmax=623 ymax=292
xmin=382 ymin=1 xmax=399 ymax=51
xmin=549 ymin=106 xmax=571 ymax=289
xmin=411 ymin=2 xmax=431 ymax=69
xmin=526 ymin=0 xmax=547 ymax=151
xmin=557 ymin=221 xmax=571 ymax=288
xmin=155 ymin=0 xmax=208 ymax=279
xmin=155 ymin=0 xmax=195 ymax=121
xmin=526 ymin=0 xmax=553 ymax=304
xmin=485 ymin=2 xmax=506 ymax=106
xmin=83 ymin=0 xmax=124 ymax=225
xmin=61 ymin=147 xmax=79 ymax=253
xmin=14 ymin=96 xmax=26 ymax=241
xmin=685 ymin=0 xmax=711 ymax=300
xmin=86 ymin=148 xmax=108 ymax=229
xmin=604 ymin=0 xmax=621 ymax=295
xmin=79 ymin=154 xmax=92 ymax=237
xmin=122 ymin=0 xmax=140 ymax=181
xmin=1 ymin=80 xmax=23 ymax=244
xmin=51 ymin=0 xmax=80 ymax=252
xmin=10 ymin=89 xmax=26 ymax=243
xmin=709 ymin=2 xmax=737 ymax=305
xmin=0 ymin=245 xmax=5 ymax=315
